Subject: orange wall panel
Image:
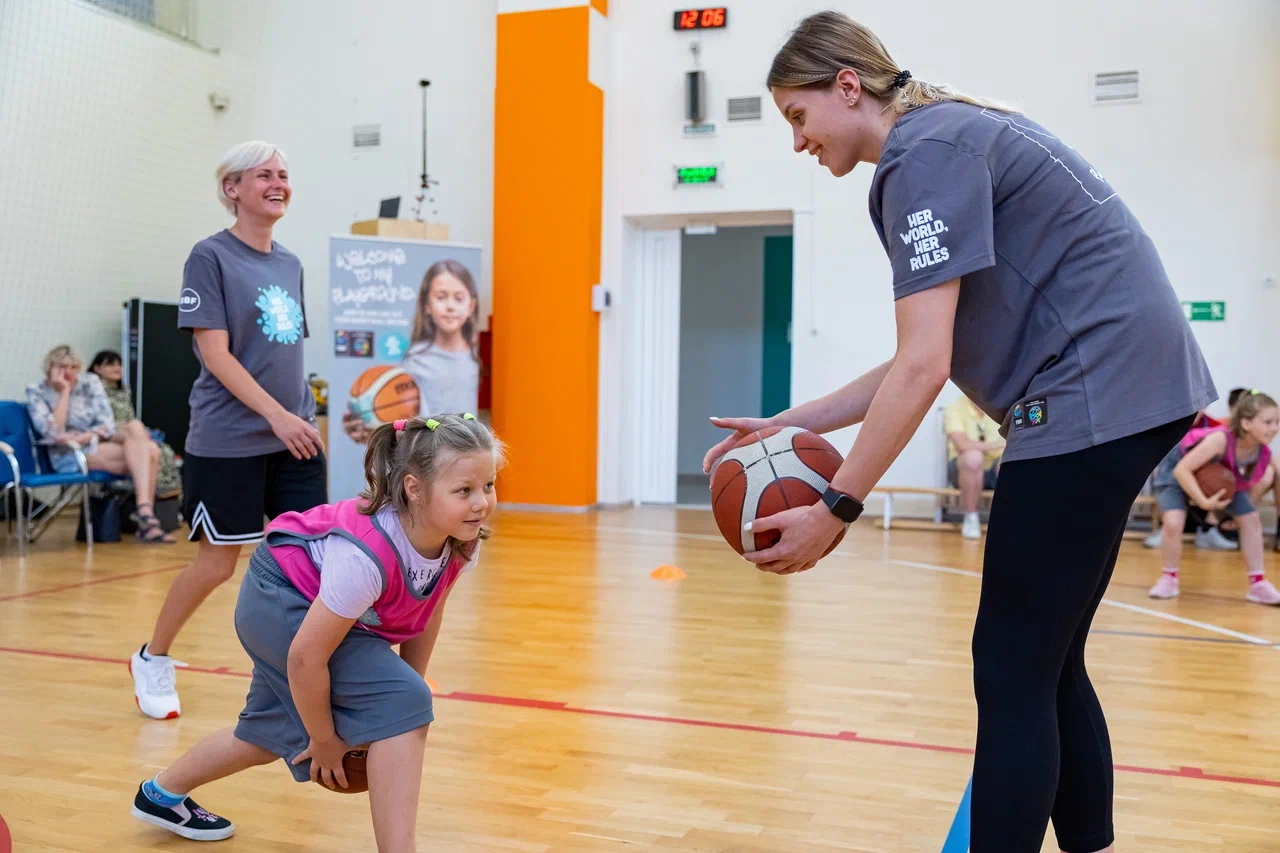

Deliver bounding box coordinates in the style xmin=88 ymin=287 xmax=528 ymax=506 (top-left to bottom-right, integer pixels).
xmin=493 ymin=6 xmax=602 ymax=507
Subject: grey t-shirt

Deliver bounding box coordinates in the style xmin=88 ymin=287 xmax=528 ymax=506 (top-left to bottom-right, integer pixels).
xmin=177 ymin=229 xmax=316 ymax=457
xmin=868 ymin=102 xmax=1215 ymax=462
xmin=401 ymin=342 xmax=480 ymax=417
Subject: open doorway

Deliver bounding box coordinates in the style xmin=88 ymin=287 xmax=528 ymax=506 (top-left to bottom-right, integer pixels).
xmin=674 ymin=224 xmax=794 ymax=505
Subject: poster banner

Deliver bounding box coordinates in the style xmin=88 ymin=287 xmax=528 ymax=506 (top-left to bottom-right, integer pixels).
xmin=327 ymin=235 xmax=484 ymax=501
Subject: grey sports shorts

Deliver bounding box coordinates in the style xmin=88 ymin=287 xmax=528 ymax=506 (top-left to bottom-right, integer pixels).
xmin=232 ymin=545 xmax=434 ymax=782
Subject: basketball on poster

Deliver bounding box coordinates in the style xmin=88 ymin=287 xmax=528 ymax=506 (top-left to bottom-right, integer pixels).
xmin=327 ymin=235 xmax=484 ymax=500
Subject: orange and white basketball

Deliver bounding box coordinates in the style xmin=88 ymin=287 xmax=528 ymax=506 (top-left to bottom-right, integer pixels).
xmin=348 ymin=364 xmax=420 ymax=427
xmin=710 ymin=426 xmax=846 ymax=556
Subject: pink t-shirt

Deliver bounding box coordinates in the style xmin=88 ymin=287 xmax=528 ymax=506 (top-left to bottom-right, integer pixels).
xmin=306 ymin=506 xmax=477 ymax=620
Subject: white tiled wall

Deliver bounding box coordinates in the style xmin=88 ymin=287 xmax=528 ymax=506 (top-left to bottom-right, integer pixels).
xmin=0 ymin=0 xmax=253 ymax=398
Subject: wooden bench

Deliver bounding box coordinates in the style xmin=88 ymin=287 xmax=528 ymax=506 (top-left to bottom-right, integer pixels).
xmin=865 ymin=485 xmax=1269 ymax=540
xmin=865 ymin=485 xmax=994 ymax=531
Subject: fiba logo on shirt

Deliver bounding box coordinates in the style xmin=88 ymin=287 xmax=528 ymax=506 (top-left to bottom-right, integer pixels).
xmin=1012 ymin=398 xmax=1048 ymax=432
xmin=899 ymin=208 xmax=950 ymax=272
xmin=179 ymin=288 xmax=202 ymax=313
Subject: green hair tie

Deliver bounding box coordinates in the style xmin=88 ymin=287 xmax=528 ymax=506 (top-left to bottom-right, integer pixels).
xmin=463 ymin=413 xmax=476 ymax=421
xmin=425 ymin=419 xmax=441 ymax=431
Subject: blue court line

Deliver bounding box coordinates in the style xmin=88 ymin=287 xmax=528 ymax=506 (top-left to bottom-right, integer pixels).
xmin=940 ymin=775 xmax=971 ymax=853
xmin=1091 ymin=628 xmax=1263 ymax=647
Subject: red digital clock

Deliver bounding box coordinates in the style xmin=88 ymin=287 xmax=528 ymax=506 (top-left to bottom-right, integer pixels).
xmin=674 ymin=7 xmax=727 ymax=30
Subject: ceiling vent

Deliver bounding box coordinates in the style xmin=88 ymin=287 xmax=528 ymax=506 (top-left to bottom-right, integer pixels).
xmin=727 ymin=96 xmax=762 ymax=122
xmin=352 ymin=124 xmax=382 ymax=150
xmin=1092 ymin=70 xmax=1140 ymax=105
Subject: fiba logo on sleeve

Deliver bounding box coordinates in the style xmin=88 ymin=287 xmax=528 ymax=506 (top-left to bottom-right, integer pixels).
xmin=900 ymin=208 xmax=950 ymax=272
xmin=179 ymin=288 xmax=202 ymax=313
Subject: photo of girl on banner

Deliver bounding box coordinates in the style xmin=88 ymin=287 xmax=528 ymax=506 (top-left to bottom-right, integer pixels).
xmin=342 ymin=259 xmax=482 ymax=444
xmin=328 ymin=237 xmax=483 ymax=500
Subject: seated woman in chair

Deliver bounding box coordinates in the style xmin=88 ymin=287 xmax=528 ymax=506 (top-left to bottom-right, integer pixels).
xmin=89 ymin=350 xmax=182 ymax=502
xmin=25 ymin=345 xmax=174 ymax=543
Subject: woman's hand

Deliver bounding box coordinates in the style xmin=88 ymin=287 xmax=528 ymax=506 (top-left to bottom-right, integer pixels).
xmin=341 ymin=409 xmax=373 ymax=445
xmin=703 ymin=416 xmax=775 ymax=475
xmin=291 ymin=734 xmax=351 ymax=790
xmin=269 ymin=410 xmax=323 ymax=460
xmin=46 ymin=365 xmax=72 ymax=394
xmin=743 ymin=503 xmax=847 ymax=575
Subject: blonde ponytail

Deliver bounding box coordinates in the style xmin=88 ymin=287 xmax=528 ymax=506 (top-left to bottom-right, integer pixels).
xmin=767 ymin=11 xmax=1016 ymax=115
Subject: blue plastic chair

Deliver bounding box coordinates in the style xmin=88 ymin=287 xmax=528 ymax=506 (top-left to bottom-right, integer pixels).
xmin=0 ymin=400 xmax=117 ymax=555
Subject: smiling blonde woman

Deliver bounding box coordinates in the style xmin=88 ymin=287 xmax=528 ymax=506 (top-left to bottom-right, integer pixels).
xmin=130 ymin=141 xmax=327 ymax=722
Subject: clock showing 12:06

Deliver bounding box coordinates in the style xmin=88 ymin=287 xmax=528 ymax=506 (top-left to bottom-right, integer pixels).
xmin=673 ymin=7 xmax=728 ymax=30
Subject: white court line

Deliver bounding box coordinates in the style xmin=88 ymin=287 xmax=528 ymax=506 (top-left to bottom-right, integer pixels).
xmin=888 ymin=559 xmax=1278 ymax=649
xmin=592 ymin=525 xmax=1280 ymax=648
xmin=1097 ymin=599 xmax=1277 ymax=648
xmin=889 ymin=558 xmax=981 ymax=580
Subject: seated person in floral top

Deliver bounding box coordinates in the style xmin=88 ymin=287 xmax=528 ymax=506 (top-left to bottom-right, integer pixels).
xmin=89 ymin=350 xmax=182 ymax=500
xmin=25 ymin=345 xmax=174 ymax=543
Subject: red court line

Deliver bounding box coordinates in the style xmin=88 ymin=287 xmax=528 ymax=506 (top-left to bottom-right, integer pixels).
xmin=3 ymin=646 xmax=1278 ymax=790
xmin=0 ymin=563 xmax=188 ymax=603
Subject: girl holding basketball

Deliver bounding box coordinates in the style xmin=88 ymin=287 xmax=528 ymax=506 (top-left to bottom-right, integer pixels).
xmin=131 ymin=413 xmax=501 ymax=850
xmin=343 ymin=260 xmax=482 ymax=444
xmin=706 ymin=11 xmax=1216 ymax=853
xmin=1148 ymin=391 xmax=1280 ymax=604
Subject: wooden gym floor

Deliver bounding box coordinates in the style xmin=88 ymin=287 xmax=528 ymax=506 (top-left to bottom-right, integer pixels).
xmin=1 ymin=507 xmax=1277 ymax=852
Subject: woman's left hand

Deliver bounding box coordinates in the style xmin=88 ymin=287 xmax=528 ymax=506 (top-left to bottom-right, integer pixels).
xmin=743 ymin=503 xmax=847 ymax=575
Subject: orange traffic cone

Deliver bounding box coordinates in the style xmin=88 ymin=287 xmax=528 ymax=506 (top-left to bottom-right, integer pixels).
xmin=650 ymin=564 xmax=686 ymax=581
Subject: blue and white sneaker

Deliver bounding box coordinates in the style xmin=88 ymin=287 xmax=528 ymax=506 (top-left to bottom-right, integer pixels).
xmin=131 ymin=782 xmax=234 ymax=841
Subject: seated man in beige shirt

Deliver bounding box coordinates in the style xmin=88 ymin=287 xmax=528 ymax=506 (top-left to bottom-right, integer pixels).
xmin=944 ymin=395 xmax=1005 ymax=539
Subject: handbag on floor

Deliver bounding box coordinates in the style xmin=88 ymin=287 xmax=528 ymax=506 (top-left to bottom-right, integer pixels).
xmin=76 ymin=491 xmax=123 ymax=543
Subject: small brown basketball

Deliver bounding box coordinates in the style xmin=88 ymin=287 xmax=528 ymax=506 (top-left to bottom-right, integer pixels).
xmin=710 ymin=426 xmax=847 ymax=556
xmin=1194 ymin=461 xmax=1237 ymax=502
xmin=315 ymin=748 xmax=369 ymax=794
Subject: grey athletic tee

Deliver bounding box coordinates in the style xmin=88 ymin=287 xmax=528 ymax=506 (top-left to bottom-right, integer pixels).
xmin=868 ymin=102 xmax=1215 ymax=462
xmin=400 ymin=342 xmax=480 ymax=417
xmin=177 ymin=229 xmax=316 ymax=458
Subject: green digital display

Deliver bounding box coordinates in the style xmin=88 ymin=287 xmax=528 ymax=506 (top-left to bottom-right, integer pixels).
xmin=676 ymin=166 xmax=718 ymax=185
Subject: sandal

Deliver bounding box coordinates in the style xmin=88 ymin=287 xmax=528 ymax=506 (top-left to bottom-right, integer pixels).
xmin=132 ymin=505 xmax=176 ymax=544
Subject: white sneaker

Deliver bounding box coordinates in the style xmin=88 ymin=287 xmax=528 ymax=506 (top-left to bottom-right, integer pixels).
xmin=1247 ymin=579 xmax=1280 ymax=606
xmin=961 ymin=514 xmax=982 ymax=540
xmin=1195 ymin=527 xmax=1239 ymax=551
xmin=1142 ymin=530 xmax=1162 ymax=549
xmin=1148 ymin=573 xmax=1180 ymax=599
xmin=130 ymin=644 xmax=181 ymax=720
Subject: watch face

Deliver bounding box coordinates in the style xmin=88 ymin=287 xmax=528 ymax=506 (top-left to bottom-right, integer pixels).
xmin=824 ymin=488 xmax=861 ymax=522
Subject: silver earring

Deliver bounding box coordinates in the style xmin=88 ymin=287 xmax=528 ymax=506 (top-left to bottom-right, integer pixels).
xmin=847 ymin=99 xmax=856 ymax=106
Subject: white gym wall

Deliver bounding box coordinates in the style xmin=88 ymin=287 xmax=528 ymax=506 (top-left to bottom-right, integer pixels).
xmin=0 ymin=0 xmax=496 ymax=398
xmin=597 ymin=0 xmax=1280 ymax=510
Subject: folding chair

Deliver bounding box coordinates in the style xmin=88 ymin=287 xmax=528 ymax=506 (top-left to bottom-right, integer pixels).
xmin=0 ymin=401 xmax=118 ymax=555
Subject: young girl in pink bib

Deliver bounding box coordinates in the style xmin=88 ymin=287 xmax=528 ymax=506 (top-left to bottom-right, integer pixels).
xmin=1149 ymin=391 xmax=1280 ymax=604
xmin=131 ymin=413 xmax=503 ymax=850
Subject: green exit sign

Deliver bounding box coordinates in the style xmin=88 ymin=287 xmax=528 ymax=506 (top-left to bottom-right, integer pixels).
xmin=675 ymin=165 xmax=719 ymax=186
xmin=1182 ymin=301 xmax=1225 ymax=322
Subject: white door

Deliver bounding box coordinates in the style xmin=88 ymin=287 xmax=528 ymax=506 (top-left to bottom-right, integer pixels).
xmin=636 ymin=229 xmax=681 ymax=503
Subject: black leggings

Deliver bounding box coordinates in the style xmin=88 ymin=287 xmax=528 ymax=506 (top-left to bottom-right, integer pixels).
xmin=970 ymin=416 xmax=1191 ymax=853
